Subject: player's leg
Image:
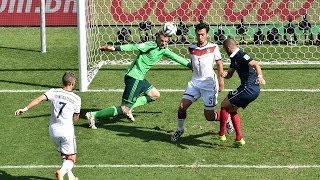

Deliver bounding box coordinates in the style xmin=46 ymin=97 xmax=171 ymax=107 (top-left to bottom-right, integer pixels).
xmin=171 ymin=98 xmax=193 ymax=142
xmin=121 ymin=77 xmax=155 ymax=121
xmin=201 ymin=87 xmax=217 ymax=121
xmin=226 ymin=85 xmax=259 ymax=147
xmin=132 ymin=80 xmax=160 ymax=109
xmin=219 ymin=87 xmax=244 ymax=140
xmin=171 ymin=82 xmax=199 ymax=142
xmin=53 ymin=135 xmax=78 ymax=180
xmin=86 ymin=75 xmax=140 ymax=126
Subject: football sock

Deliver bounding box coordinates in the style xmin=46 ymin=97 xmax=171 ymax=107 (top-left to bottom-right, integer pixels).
xmin=60 ymin=160 xmax=74 ymax=177
xmin=219 ymin=107 xmax=229 ymax=136
xmin=215 ymin=111 xmax=220 ymax=121
xmin=230 ymin=111 xmax=242 ymax=141
xmin=93 ymin=106 xmax=123 ymax=119
xmin=67 ymin=170 xmax=75 ymax=179
xmin=177 ymin=119 xmax=185 ymax=131
xmin=132 ymin=96 xmax=154 ymax=109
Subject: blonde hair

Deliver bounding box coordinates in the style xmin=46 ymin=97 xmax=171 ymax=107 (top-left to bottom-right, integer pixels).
xmin=62 ymin=72 xmax=76 ymax=86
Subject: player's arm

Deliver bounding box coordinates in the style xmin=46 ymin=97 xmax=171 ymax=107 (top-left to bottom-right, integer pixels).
xmin=15 ymin=94 xmax=47 ymax=116
xmin=100 ymin=44 xmax=138 ymax=52
xmin=248 ymin=60 xmax=266 ymax=84
xmin=215 ymin=59 xmax=224 ymax=92
xmin=222 ymin=68 xmax=236 ymax=79
xmin=164 ymin=50 xmax=192 ymax=69
xmin=100 ymin=42 xmax=153 ymax=52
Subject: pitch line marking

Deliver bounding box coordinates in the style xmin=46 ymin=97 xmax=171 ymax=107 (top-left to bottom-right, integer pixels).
xmin=1 ymin=164 xmax=320 ymax=169
xmin=0 ymin=89 xmax=320 ymax=93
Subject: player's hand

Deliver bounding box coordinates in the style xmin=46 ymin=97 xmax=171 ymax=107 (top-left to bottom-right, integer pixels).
xmin=256 ymin=77 xmax=266 ymax=85
xmin=100 ymin=45 xmax=115 ymax=51
xmin=221 ymin=71 xmax=228 ymax=78
xmin=15 ymin=108 xmax=27 ymax=116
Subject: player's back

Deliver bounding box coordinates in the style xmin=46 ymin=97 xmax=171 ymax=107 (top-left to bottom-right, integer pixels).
xmin=231 ymin=49 xmax=257 ymax=86
xmin=188 ymin=42 xmax=221 ymax=81
xmin=45 ymin=88 xmax=81 ymax=135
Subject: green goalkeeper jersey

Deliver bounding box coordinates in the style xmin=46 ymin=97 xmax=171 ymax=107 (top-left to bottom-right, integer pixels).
xmin=119 ymin=41 xmax=190 ymax=80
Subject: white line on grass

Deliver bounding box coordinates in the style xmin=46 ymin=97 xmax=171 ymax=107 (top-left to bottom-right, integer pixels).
xmin=1 ymin=164 xmax=320 ymax=169
xmin=0 ymin=89 xmax=320 ymax=93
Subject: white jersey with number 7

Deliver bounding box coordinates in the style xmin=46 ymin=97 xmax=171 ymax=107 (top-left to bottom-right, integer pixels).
xmin=45 ymin=88 xmax=81 ymax=137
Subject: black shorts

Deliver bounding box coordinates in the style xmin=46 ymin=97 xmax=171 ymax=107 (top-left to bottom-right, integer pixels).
xmin=122 ymin=75 xmax=153 ymax=108
xmin=227 ymin=84 xmax=260 ymax=109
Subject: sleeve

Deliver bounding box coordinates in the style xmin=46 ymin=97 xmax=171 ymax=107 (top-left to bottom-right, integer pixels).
xmin=44 ymin=88 xmax=54 ymax=101
xmin=242 ymin=53 xmax=254 ymax=64
xmin=163 ymin=49 xmax=190 ymax=67
xmin=120 ymin=42 xmax=156 ymax=52
xmin=74 ymin=96 xmax=81 ymax=114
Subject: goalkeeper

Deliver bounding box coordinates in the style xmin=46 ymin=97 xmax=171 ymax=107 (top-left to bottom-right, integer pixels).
xmin=86 ymin=30 xmax=192 ymax=129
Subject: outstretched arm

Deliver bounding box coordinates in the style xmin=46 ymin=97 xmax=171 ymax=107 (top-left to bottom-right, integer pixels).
xmin=100 ymin=43 xmax=150 ymax=52
xmin=164 ymin=50 xmax=191 ymax=69
xmin=15 ymin=94 xmax=47 ymax=116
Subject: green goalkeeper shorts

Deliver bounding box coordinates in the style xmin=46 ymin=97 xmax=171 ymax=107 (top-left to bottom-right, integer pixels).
xmin=122 ymin=75 xmax=153 ymax=108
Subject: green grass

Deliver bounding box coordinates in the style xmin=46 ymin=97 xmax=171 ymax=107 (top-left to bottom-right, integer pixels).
xmin=1 ymin=27 xmax=320 ymax=179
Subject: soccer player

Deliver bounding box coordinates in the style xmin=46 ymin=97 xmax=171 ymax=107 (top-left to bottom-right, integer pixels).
xmin=15 ymin=72 xmax=81 ymax=180
xmin=219 ymin=38 xmax=266 ymax=147
xmin=86 ymin=30 xmax=192 ymax=129
xmin=171 ymin=22 xmax=233 ymax=142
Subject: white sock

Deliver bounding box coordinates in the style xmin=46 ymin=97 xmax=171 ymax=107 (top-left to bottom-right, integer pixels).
xmin=177 ymin=119 xmax=185 ymax=131
xmin=68 ymin=170 xmax=75 ymax=179
xmin=60 ymin=160 xmax=74 ymax=177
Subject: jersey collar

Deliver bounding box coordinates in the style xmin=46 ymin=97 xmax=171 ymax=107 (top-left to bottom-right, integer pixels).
xmin=230 ymin=48 xmax=240 ymax=58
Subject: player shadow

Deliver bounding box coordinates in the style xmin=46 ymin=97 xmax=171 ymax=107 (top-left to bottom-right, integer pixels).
xmin=20 ymin=114 xmax=51 ymax=119
xmin=0 ymin=79 xmax=60 ymax=89
xmin=78 ymin=109 xmax=163 ymax=128
xmin=102 ymin=124 xmax=222 ymax=149
xmin=0 ymin=170 xmax=53 ymax=180
xmin=0 ymin=46 xmax=40 ymax=52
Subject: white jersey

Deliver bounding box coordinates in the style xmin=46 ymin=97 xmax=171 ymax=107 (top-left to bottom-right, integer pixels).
xmin=45 ymin=88 xmax=81 ymax=137
xmin=188 ymin=43 xmax=221 ymax=88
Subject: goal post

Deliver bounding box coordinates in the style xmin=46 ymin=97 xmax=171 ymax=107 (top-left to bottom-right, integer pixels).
xmin=78 ymin=0 xmax=320 ymax=92
xmin=78 ymin=0 xmax=88 ymax=92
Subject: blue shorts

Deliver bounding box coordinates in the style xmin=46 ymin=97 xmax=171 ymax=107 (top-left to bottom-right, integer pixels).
xmin=227 ymin=84 xmax=260 ymax=109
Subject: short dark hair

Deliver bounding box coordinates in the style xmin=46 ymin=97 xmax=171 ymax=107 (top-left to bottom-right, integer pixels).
xmin=195 ymin=22 xmax=209 ymax=33
xmin=62 ymin=72 xmax=76 ymax=86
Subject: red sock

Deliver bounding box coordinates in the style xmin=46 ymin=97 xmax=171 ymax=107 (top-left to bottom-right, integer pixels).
xmin=230 ymin=111 xmax=242 ymax=141
xmin=219 ymin=107 xmax=229 ymax=136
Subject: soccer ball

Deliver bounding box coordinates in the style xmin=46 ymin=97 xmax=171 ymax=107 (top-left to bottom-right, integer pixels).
xmin=162 ymin=22 xmax=177 ymax=36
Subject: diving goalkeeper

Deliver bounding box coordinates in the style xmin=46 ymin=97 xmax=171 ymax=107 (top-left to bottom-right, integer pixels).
xmin=86 ymin=30 xmax=192 ymax=129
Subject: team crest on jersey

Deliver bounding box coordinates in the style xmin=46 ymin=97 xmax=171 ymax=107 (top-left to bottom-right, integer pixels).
xmin=138 ymin=43 xmax=146 ymax=49
xmin=243 ymin=54 xmax=250 ymax=60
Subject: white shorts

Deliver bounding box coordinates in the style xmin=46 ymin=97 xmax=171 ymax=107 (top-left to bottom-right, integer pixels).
xmin=50 ymin=135 xmax=77 ymax=155
xmin=182 ymin=80 xmax=218 ymax=110
xmin=49 ymin=127 xmax=77 ymax=155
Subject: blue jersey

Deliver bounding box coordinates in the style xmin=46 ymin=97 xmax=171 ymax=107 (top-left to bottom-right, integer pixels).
xmin=230 ymin=49 xmax=257 ymax=86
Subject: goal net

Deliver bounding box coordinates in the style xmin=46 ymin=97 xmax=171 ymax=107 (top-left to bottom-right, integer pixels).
xmin=78 ymin=0 xmax=320 ymax=91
